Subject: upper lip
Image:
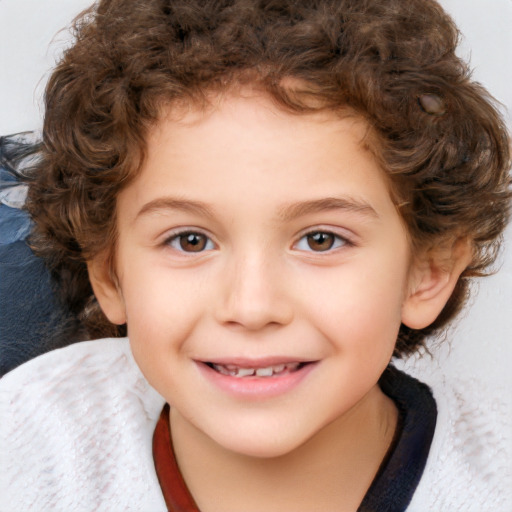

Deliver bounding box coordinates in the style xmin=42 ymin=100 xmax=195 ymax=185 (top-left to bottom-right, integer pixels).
xmin=197 ymin=357 xmax=316 ymax=368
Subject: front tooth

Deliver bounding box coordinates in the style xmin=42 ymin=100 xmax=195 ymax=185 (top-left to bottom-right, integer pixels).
xmin=256 ymin=367 xmax=273 ymax=377
xmin=272 ymin=364 xmax=285 ymax=374
xmin=236 ymin=368 xmax=255 ymax=378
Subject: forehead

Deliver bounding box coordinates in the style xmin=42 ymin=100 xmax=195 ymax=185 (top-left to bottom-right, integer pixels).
xmin=118 ymin=91 xmax=399 ymax=227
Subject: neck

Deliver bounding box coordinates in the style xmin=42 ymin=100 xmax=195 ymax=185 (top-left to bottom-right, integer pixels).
xmin=170 ymin=385 xmax=398 ymax=512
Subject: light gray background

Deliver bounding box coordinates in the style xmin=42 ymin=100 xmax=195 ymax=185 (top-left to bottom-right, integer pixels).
xmin=0 ymin=1 xmax=511 ymax=395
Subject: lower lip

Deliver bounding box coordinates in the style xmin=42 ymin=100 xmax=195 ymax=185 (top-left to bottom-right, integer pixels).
xmin=197 ymin=362 xmax=317 ymax=399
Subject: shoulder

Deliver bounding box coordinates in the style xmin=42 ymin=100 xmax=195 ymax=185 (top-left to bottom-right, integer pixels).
xmin=402 ymin=363 xmax=512 ymax=511
xmin=0 ymin=338 xmax=167 ymax=511
xmin=1 ymin=338 xmax=155 ymax=405
xmin=2 ymin=337 xmax=135 ymax=386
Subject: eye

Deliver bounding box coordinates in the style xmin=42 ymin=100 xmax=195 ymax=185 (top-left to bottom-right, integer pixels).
xmin=166 ymin=231 xmax=215 ymax=253
xmin=294 ymin=231 xmax=348 ymax=252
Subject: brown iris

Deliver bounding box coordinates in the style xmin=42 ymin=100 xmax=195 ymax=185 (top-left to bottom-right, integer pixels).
xmin=306 ymin=232 xmax=336 ymax=251
xmin=179 ymin=233 xmax=209 ymax=252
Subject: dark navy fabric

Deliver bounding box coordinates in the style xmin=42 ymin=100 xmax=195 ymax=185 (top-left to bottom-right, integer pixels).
xmin=357 ymin=366 xmax=437 ymax=512
xmin=0 ymin=134 xmax=73 ymax=376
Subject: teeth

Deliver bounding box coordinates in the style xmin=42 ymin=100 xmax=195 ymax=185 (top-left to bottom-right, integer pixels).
xmin=237 ymin=368 xmax=256 ymax=377
xmin=256 ymin=367 xmax=273 ymax=377
xmin=211 ymin=362 xmax=302 ymax=378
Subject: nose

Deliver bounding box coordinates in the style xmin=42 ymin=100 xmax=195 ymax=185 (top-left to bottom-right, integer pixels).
xmin=215 ymin=253 xmax=294 ymax=331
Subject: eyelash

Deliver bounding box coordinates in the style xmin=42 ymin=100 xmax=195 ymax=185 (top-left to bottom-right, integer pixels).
xmin=164 ymin=230 xmax=215 ymax=253
xmin=293 ymin=230 xmax=352 ymax=253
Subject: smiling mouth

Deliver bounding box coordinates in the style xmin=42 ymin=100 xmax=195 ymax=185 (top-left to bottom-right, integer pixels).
xmin=205 ymin=362 xmax=309 ymax=378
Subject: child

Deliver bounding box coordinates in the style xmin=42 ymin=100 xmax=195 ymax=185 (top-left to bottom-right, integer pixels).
xmin=1 ymin=0 xmax=510 ymax=510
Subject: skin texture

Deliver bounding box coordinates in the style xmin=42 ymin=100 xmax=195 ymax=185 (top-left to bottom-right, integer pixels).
xmin=89 ymin=92 xmax=469 ymax=511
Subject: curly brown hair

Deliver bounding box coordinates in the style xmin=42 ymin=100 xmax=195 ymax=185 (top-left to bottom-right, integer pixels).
xmin=25 ymin=0 xmax=511 ymax=356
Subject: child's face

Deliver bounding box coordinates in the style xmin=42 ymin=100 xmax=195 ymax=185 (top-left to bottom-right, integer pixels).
xmin=96 ymin=92 xmax=420 ymax=457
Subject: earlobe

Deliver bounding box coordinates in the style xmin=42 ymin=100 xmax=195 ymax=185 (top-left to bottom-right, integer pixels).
xmin=87 ymin=255 xmax=127 ymax=325
xmin=401 ymin=239 xmax=472 ymax=330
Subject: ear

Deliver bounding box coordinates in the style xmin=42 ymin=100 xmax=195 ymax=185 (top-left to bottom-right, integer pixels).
xmin=401 ymin=239 xmax=472 ymax=329
xmin=87 ymin=254 xmax=127 ymax=325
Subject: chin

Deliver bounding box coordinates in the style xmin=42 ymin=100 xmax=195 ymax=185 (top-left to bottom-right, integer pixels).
xmin=209 ymin=423 xmax=311 ymax=459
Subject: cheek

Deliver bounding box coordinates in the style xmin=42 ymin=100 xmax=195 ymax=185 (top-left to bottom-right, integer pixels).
xmin=122 ymin=274 xmax=196 ymax=398
xmin=118 ymin=251 xmax=203 ymax=322
xmin=117 ymin=270 xmax=180 ymax=352
xmin=303 ymin=256 xmax=407 ymax=350
xmin=118 ymin=262 xmax=216 ymax=382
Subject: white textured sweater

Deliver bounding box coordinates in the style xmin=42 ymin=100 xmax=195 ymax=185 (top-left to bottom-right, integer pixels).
xmin=1 ymin=338 xmax=510 ymax=511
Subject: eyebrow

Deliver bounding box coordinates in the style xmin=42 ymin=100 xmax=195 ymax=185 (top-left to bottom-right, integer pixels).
xmin=135 ymin=197 xmax=215 ymax=221
xmin=134 ymin=195 xmax=379 ymax=224
xmin=278 ymin=197 xmax=379 ymax=222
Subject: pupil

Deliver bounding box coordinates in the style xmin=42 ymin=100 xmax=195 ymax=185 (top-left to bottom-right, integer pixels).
xmin=307 ymin=232 xmax=334 ymax=251
xmin=180 ymin=233 xmax=206 ymax=252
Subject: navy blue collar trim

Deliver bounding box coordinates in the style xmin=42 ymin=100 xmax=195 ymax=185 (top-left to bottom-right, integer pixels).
xmin=358 ymin=366 xmax=437 ymax=512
